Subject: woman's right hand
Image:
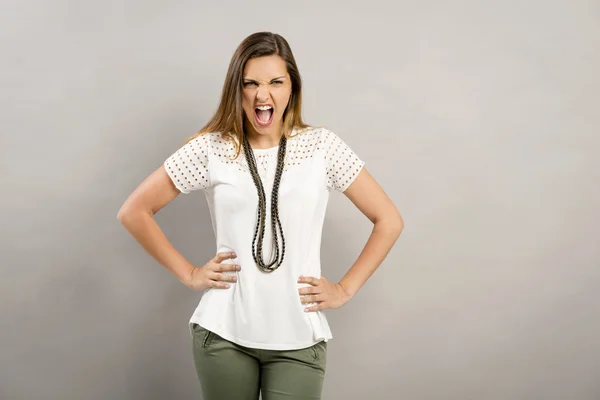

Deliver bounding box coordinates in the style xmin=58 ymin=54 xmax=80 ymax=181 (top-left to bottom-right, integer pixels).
xmin=182 ymin=252 xmax=241 ymax=291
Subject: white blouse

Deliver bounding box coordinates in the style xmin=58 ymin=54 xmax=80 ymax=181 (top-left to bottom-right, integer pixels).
xmin=164 ymin=126 xmax=365 ymax=350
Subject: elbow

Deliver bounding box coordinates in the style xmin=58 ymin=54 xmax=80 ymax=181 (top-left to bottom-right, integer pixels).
xmin=375 ymin=210 xmax=404 ymax=235
xmin=117 ymin=208 xmax=128 ymax=224
xmin=117 ymin=203 xmax=152 ymax=225
xmin=117 ymin=203 xmax=134 ymax=224
xmin=388 ymin=208 xmax=404 ymax=235
xmin=393 ymin=215 xmax=404 ymax=235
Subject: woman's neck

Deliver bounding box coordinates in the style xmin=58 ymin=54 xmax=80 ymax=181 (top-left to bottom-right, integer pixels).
xmin=245 ymin=126 xmax=283 ymax=150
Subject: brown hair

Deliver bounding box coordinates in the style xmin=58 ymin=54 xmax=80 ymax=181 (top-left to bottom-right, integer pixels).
xmin=184 ymin=32 xmax=311 ymax=159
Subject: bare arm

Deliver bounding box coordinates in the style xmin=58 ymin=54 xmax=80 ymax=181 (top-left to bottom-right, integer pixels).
xmin=297 ymin=166 xmax=403 ymax=312
xmin=337 ymin=167 xmax=404 ymax=297
xmin=116 ymin=165 xmax=195 ymax=284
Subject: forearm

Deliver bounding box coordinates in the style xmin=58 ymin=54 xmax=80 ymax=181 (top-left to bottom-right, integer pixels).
xmin=338 ymin=218 xmax=403 ymax=298
xmin=118 ymin=209 xmax=194 ymax=283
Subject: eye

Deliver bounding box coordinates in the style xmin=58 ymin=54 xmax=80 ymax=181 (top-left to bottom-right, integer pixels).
xmin=243 ymin=81 xmax=258 ymax=87
xmin=271 ymin=80 xmax=283 ymax=85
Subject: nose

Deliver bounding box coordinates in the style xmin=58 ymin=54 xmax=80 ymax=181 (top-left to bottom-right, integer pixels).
xmin=256 ymin=83 xmax=270 ymax=102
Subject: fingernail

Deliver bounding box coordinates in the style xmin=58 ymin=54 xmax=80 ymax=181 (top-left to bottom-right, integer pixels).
xmin=226 ymin=284 xmax=230 ymax=288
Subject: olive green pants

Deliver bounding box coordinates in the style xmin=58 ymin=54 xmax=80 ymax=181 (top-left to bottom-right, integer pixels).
xmin=191 ymin=323 xmax=327 ymax=400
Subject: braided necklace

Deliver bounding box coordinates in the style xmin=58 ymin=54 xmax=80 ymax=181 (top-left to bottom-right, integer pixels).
xmin=241 ymin=132 xmax=287 ymax=273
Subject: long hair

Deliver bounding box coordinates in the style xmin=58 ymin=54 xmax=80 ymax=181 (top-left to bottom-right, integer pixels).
xmin=184 ymin=32 xmax=310 ymax=158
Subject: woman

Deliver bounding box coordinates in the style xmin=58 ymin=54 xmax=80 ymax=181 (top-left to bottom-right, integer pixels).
xmin=117 ymin=31 xmax=404 ymax=400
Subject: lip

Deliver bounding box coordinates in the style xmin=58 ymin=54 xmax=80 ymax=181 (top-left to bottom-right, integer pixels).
xmin=254 ymin=103 xmax=273 ymax=109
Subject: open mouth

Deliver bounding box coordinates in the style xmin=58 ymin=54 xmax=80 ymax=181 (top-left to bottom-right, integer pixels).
xmin=255 ymin=105 xmax=274 ymax=127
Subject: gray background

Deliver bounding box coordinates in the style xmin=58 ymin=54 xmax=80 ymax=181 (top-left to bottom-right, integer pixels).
xmin=2 ymin=1 xmax=599 ymax=399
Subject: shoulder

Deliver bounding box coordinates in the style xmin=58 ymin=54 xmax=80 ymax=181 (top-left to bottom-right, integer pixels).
xmin=184 ymin=131 xmax=239 ymax=157
xmin=286 ymin=126 xmax=359 ymax=159
xmin=185 ymin=131 xmax=221 ymax=147
xmin=288 ymin=125 xmax=333 ymax=149
xmin=302 ymin=126 xmax=352 ymax=153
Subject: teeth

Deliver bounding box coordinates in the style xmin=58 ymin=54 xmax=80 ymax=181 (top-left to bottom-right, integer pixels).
xmin=256 ymin=105 xmax=272 ymax=110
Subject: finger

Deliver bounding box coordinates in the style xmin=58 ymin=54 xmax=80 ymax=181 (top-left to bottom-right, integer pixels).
xmin=213 ymin=252 xmax=237 ymax=263
xmin=214 ymin=263 xmax=242 ymax=272
xmin=300 ymin=294 xmax=322 ymax=304
xmin=298 ymin=276 xmax=319 ymax=286
xmin=210 ymin=280 xmax=231 ymax=289
xmin=298 ymin=286 xmax=320 ymax=295
xmin=213 ymin=251 xmax=237 ymax=263
xmin=212 ymin=272 xmax=237 ymax=283
xmin=304 ymin=302 xmax=327 ymax=312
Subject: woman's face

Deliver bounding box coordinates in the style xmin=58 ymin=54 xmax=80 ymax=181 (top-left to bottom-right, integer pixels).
xmin=241 ymin=55 xmax=292 ymax=140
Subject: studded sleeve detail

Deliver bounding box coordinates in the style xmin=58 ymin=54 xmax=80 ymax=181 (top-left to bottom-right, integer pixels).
xmin=320 ymin=128 xmax=365 ymax=192
xmin=163 ymin=133 xmax=212 ymax=194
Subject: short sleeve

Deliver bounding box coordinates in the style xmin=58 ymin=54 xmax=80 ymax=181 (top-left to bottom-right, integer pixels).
xmin=163 ymin=133 xmax=211 ymax=194
xmin=321 ymin=128 xmax=365 ymax=192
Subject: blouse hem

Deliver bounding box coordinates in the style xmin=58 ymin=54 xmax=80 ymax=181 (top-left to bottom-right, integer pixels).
xmin=188 ymin=318 xmax=332 ymax=351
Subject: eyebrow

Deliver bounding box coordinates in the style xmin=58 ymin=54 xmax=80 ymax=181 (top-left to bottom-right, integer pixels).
xmin=243 ymin=76 xmax=287 ymax=81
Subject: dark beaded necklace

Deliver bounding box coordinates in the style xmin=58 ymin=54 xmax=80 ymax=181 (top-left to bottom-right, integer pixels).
xmin=241 ymin=132 xmax=287 ymax=273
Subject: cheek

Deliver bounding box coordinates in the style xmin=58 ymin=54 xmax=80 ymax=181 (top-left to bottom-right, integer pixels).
xmin=241 ymin=92 xmax=254 ymax=114
xmin=276 ymin=91 xmax=292 ymax=112
xmin=242 ymin=91 xmax=253 ymax=106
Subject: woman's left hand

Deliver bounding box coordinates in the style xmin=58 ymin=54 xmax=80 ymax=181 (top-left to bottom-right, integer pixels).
xmin=298 ymin=275 xmax=352 ymax=312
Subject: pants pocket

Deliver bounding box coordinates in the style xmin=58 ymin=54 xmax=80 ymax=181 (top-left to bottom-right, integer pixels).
xmin=191 ymin=324 xmax=215 ymax=349
xmin=310 ymin=345 xmax=319 ymax=361
xmin=313 ymin=341 xmax=327 ymax=367
xmin=299 ymin=341 xmax=327 ymax=369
